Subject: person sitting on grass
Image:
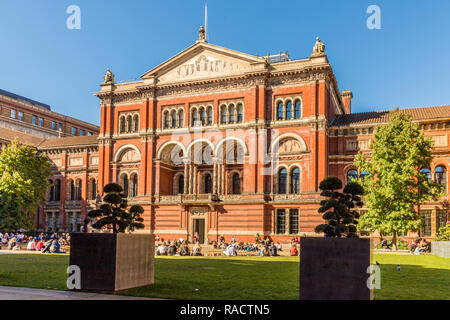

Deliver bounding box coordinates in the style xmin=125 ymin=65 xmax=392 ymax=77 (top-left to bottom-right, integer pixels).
xmin=381 ymin=239 xmax=392 ymax=249
xmin=27 ymin=238 xmax=37 ymax=250
xmin=260 ymin=244 xmax=270 ymax=257
xmin=35 ymin=239 xmax=44 ymax=251
xmin=180 ymin=241 xmax=190 ymax=256
xmin=224 ymin=243 xmax=237 ymax=256
xmin=269 ymin=242 xmax=278 ymax=256
xmin=193 ymin=242 xmax=203 ymax=256
xmin=7 ymin=237 xmax=17 ymax=250
xmin=290 ymin=244 xmax=298 ymax=256
xmin=49 ymin=239 xmax=65 ymax=253
xmin=156 ymin=242 xmax=168 ymax=256
xmin=167 ymin=241 xmax=177 ymax=256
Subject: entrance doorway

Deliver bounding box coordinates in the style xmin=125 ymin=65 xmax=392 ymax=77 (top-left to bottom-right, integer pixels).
xmin=193 ymin=218 xmax=205 ymax=244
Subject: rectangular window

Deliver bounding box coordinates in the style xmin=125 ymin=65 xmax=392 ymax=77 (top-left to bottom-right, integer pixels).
xmin=54 ymin=212 xmax=60 ymax=232
xmin=32 ymin=115 xmax=37 ymax=125
xmin=75 ymin=213 xmax=81 ymax=232
xmin=11 ymin=109 xmax=16 ymax=119
xmin=289 ymin=209 xmax=299 ymax=234
xmin=276 ymin=209 xmax=286 ymax=234
xmin=436 ymin=210 xmax=448 ymax=231
xmin=420 ymin=210 xmax=432 ymax=237
xmin=18 ymin=111 xmax=23 ymax=121
xmin=58 ymin=123 xmax=62 ymax=132
xmin=51 ymin=121 xmax=56 ymax=130
xmin=67 ymin=213 xmax=73 ymax=232
xmin=72 ymin=127 xmax=77 ymax=136
xmin=39 ymin=117 xmax=44 ymax=127
xmin=88 ymin=131 xmax=93 ymax=136
xmin=47 ymin=213 xmax=53 ymax=232
xmin=80 ymin=129 xmax=85 ymax=136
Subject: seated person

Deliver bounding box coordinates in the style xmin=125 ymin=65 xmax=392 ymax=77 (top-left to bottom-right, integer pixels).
xmin=269 ymin=242 xmax=278 ymax=256
xmin=167 ymin=241 xmax=177 ymax=256
xmin=277 ymin=242 xmax=282 ymax=251
xmin=7 ymin=237 xmax=17 ymax=250
xmin=180 ymin=242 xmax=190 ymax=256
xmin=381 ymin=239 xmax=392 ymax=249
xmin=49 ymin=240 xmax=65 ymax=253
xmin=27 ymin=238 xmax=37 ymax=250
xmin=35 ymin=240 xmax=44 ymax=251
xmin=193 ymin=243 xmax=203 ymax=256
xmin=290 ymin=244 xmax=298 ymax=256
xmin=261 ymin=244 xmax=270 ymax=257
xmin=156 ymin=242 xmax=168 ymax=255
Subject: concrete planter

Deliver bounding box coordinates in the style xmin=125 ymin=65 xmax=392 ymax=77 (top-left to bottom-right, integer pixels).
xmin=70 ymin=233 xmax=154 ymax=292
xmin=300 ymin=237 xmax=372 ymax=300
xmin=431 ymin=241 xmax=450 ymax=258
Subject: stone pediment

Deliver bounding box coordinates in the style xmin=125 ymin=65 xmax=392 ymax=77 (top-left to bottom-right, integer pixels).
xmin=141 ymin=42 xmax=267 ymax=85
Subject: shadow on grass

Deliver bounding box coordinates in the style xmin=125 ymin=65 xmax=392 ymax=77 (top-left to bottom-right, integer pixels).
xmin=120 ymin=257 xmax=300 ymax=300
xmin=375 ymin=264 xmax=450 ymax=300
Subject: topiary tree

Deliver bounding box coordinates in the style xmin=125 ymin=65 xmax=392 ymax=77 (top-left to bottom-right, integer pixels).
xmin=315 ymin=176 xmax=364 ymax=238
xmin=88 ymin=183 xmax=145 ymax=233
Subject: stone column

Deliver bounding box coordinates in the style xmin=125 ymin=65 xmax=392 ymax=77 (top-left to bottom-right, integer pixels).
xmin=193 ymin=166 xmax=198 ymax=194
xmin=213 ymin=160 xmax=217 ymax=194
xmin=189 ymin=164 xmax=193 ymax=194
xmin=285 ymin=209 xmax=290 ymax=235
xmin=184 ymin=161 xmax=188 ymax=194
xmin=221 ymin=164 xmax=225 ymax=195
xmin=287 ymin=172 xmax=291 ymax=194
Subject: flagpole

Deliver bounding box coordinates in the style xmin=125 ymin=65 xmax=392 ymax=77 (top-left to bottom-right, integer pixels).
xmin=205 ymin=3 xmax=208 ymax=42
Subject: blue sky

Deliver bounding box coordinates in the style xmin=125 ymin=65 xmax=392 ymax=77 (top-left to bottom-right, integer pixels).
xmin=0 ymin=0 xmax=449 ymax=125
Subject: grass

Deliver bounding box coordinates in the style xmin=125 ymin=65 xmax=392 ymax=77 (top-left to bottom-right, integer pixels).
xmin=0 ymin=253 xmax=448 ymax=299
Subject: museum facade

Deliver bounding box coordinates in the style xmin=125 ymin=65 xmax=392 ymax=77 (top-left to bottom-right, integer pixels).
xmin=36 ymin=31 xmax=450 ymax=242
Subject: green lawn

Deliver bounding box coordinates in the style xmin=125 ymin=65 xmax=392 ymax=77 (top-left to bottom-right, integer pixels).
xmin=0 ymin=253 xmax=448 ymax=300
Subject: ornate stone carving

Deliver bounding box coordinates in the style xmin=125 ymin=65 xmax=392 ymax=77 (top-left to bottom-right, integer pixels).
xmin=90 ymin=156 xmax=99 ymax=165
xmin=103 ymin=68 xmax=115 ymax=84
xmin=199 ymin=26 xmax=206 ymax=42
xmin=432 ymin=135 xmax=448 ymax=147
xmin=311 ymin=37 xmax=325 ymax=56
xmin=346 ymin=139 xmax=371 ymax=152
xmin=69 ymin=157 xmax=83 ymax=166
xmin=119 ymin=149 xmax=140 ymax=162
xmin=278 ymin=139 xmax=305 ymax=154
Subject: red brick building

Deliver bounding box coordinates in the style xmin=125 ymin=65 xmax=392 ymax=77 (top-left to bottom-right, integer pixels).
xmin=37 ymin=33 xmax=450 ymax=242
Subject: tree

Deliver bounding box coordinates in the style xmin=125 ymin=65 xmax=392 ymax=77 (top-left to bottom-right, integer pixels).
xmin=88 ymin=183 xmax=145 ymax=233
xmin=0 ymin=140 xmax=52 ymax=231
xmin=315 ymin=176 xmax=364 ymax=238
xmin=435 ymin=224 xmax=450 ymax=241
xmin=354 ymin=110 xmax=443 ymax=250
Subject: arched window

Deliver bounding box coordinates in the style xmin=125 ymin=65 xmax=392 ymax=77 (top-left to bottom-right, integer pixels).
xmin=178 ymin=110 xmax=185 ymax=128
xmin=119 ymin=116 xmax=126 ymax=133
xmin=164 ymin=111 xmax=170 ymax=129
xmin=278 ymin=168 xmax=287 ymax=194
xmin=435 ymin=166 xmax=447 ymax=192
xmin=127 ymin=115 xmax=133 ymax=133
xmin=70 ymin=180 xmax=75 ymax=201
xmin=421 ymin=168 xmax=432 ymax=183
xmin=290 ymin=167 xmax=300 ymax=194
xmin=171 ymin=111 xmax=177 ymax=128
xmin=131 ymin=174 xmax=138 ymax=197
xmin=49 ymin=180 xmax=54 ymax=201
xmin=229 ymin=104 xmax=236 ymax=124
xmin=360 ymin=171 xmax=369 ymax=180
xmin=178 ymin=175 xmax=184 ymax=194
xmin=232 ymin=173 xmax=241 ymax=194
xmin=200 ymin=107 xmax=206 ymax=126
xmin=90 ymin=179 xmax=97 ymax=200
xmin=347 ymin=169 xmax=358 ymax=183
xmin=286 ymin=101 xmax=292 ymax=120
xmin=207 ymin=107 xmax=213 ymax=125
xmin=294 ymin=100 xmax=301 ymax=119
xmin=133 ymin=115 xmax=139 ymax=132
xmin=237 ymin=103 xmax=243 ymax=123
xmin=204 ymin=174 xmax=212 ymax=194
xmin=277 ymin=102 xmax=284 ymax=120
xmin=76 ymin=180 xmax=82 ymax=200
xmin=55 ymin=179 xmax=61 ymax=201
xmin=191 ymin=109 xmax=199 ymax=126
xmin=221 ymin=105 xmax=227 ymax=124
xmin=123 ymin=175 xmax=129 ymax=198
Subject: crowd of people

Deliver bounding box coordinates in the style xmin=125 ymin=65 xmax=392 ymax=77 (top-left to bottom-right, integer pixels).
xmin=154 ymin=232 xmax=300 ymax=257
xmin=0 ymin=232 xmax=69 ymax=253
xmin=408 ymin=237 xmax=431 ymax=254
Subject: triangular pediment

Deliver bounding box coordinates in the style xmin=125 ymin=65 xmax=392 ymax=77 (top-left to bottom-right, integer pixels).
xmin=141 ymin=41 xmax=267 ymax=84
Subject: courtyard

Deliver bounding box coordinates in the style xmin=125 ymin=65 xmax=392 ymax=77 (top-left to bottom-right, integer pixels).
xmin=0 ymin=253 xmax=448 ymax=300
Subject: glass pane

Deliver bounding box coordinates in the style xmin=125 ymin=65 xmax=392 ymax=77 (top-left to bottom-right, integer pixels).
xmin=276 ymin=209 xmax=286 ymax=234
xmin=347 ymin=169 xmax=358 ymax=183
xmin=279 ymin=169 xmax=287 ymax=194
xmin=286 ymin=101 xmax=292 ymax=120
xmin=289 ymin=209 xmax=299 ymax=234
xmin=294 ymin=100 xmax=301 ymax=119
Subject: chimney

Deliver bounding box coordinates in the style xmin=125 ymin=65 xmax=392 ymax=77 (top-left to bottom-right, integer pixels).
xmin=341 ymin=90 xmax=353 ymax=114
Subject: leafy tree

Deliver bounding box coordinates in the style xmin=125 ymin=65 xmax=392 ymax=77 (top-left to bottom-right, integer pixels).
xmin=0 ymin=140 xmax=52 ymax=231
xmin=435 ymin=224 xmax=450 ymax=241
xmin=88 ymin=183 xmax=145 ymax=233
xmin=354 ymin=110 xmax=443 ymax=250
xmin=315 ymin=176 xmax=364 ymax=238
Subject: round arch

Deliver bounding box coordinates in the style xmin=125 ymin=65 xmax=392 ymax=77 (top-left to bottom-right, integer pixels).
xmin=156 ymin=140 xmax=187 ymax=160
xmin=214 ymin=136 xmax=248 ymax=156
xmin=114 ymin=144 xmax=142 ymax=163
xmin=270 ymin=132 xmax=308 ymax=154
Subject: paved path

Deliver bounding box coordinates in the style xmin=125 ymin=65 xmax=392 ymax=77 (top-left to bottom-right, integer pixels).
xmin=0 ymin=286 xmax=159 ymax=300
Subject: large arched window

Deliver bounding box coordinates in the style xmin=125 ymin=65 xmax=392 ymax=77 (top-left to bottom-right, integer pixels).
xmin=131 ymin=174 xmax=138 ymax=197
xmin=178 ymin=110 xmax=185 ymax=128
xmin=48 ymin=180 xmax=54 ymax=201
xmin=290 ymin=167 xmax=300 ymax=194
xmin=204 ymin=174 xmax=212 ymax=194
xmin=221 ymin=105 xmax=227 ymax=124
xmin=70 ymin=180 xmax=75 ymax=201
xmin=133 ymin=114 xmax=139 ymax=132
xmin=278 ymin=168 xmax=287 ymax=194
xmin=277 ymin=102 xmax=284 ymax=120
xmin=199 ymin=107 xmax=206 ymax=126
xmin=286 ymin=101 xmax=292 ymax=120
xmin=127 ymin=115 xmax=133 ymax=133
xmin=55 ymin=179 xmax=61 ymax=201
xmin=163 ymin=111 xmax=170 ymax=129
xmin=207 ymin=107 xmax=213 ymax=125
xmin=171 ymin=111 xmax=177 ymax=128
xmin=76 ymin=180 xmax=82 ymax=200
xmin=90 ymin=179 xmax=97 ymax=200
xmin=191 ymin=109 xmax=199 ymax=126
xmin=232 ymin=173 xmax=241 ymax=194
xmin=123 ymin=175 xmax=129 ymax=198
xmin=237 ymin=103 xmax=243 ymax=123
xmin=178 ymin=175 xmax=184 ymax=194
xmin=294 ymin=100 xmax=301 ymax=119
xmin=229 ymin=104 xmax=236 ymax=123
xmin=119 ymin=116 xmax=126 ymax=133
xmin=347 ymin=169 xmax=358 ymax=183
xmin=435 ymin=165 xmax=447 ymax=192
